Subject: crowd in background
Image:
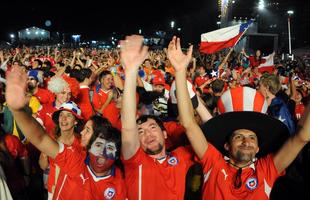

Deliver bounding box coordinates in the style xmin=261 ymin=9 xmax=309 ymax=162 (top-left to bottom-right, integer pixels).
xmin=1 ymin=36 xmax=310 ymax=200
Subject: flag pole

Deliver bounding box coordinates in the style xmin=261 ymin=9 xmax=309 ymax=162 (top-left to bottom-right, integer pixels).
xmin=233 ymin=19 xmax=253 ymax=47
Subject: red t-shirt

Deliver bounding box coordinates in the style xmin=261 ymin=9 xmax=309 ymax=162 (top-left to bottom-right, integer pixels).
xmin=36 ymin=103 xmax=57 ymax=136
xmin=151 ymin=69 xmax=164 ymax=79
xmin=164 ymin=121 xmax=187 ymax=150
xmin=77 ymin=86 xmax=95 ymax=121
xmin=53 ymin=143 xmax=126 ymax=200
xmin=4 ymin=134 xmax=28 ymax=159
xmin=200 ymin=144 xmax=284 ymax=200
xmin=34 ymin=88 xmax=55 ymax=105
xmin=122 ymin=147 xmax=194 ymax=200
xmin=295 ymin=103 xmax=305 ymax=120
xmin=194 ymin=75 xmax=209 ymax=87
xmin=92 ymin=88 xmax=120 ymax=127
xmin=47 ymin=137 xmax=81 ymax=193
xmin=2 ymin=135 xmax=28 ymax=194
xmin=249 ymin=56 xmax=265 ymax=68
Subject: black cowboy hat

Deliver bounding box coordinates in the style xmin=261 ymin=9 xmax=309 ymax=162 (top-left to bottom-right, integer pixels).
xmin=201 ymin=111 xmax=290 ymax=158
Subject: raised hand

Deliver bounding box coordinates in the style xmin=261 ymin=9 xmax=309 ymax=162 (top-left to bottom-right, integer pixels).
xmin=5 ymin=66 xmax=30 ymax=111
xmin=167 ymin=36 xmax=193 ymax=72
xmin=120 ymin=35 xmax=148 ymax=72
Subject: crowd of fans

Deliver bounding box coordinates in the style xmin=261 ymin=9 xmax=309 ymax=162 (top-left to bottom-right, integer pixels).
xmin=1 ymin=34 xmax=310 ymax=200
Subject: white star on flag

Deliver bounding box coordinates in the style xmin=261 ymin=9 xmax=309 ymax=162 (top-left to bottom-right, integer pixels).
xmin=211 ymin=70 xmax=218 ymax=77
xmin=278 ymin=116 xmax=286 ymax=123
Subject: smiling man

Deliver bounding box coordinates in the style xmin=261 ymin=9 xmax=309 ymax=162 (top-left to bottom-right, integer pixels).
xmin=169 ymin=35 xmax=310 ymax=200
xmin=120 ymin=35 xmax=195 ymax=200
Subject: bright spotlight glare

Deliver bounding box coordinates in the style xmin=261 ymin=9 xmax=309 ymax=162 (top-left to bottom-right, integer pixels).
xmin=258 ymin=0 xmax=265 ymax=10
xmin=287 ymin=10 xmax=294 ymax=15
xmin=258 ymin=4 xmax=265 ymax=10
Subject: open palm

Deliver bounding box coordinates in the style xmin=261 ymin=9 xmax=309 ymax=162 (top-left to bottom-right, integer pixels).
xmin=120 ymin=35 xmax=149 ymax=72
xmin=5 ymin=66 xmax=30 ymax=110
xmin=167 ymin=36 xmax=193 ymax=72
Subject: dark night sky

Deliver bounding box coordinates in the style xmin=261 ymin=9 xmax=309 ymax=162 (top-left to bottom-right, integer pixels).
xmin=1 ymin=0 xmax=309 ymax=47
xmin=0 ymin=0 xmax=217 ymax=42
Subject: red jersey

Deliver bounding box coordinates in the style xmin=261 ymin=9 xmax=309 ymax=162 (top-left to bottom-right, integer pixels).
xmin=295 ymin=103 xmax=305 ymax=120
xmin=92 ymin=88 xmax=120 ymax=128
xmin=4 ymin=134 xmax=28 ymax=159
xmin=249 ymin=56 xmax=265 ymax=68
xmin=2 ymin=135 xmax=28 ymax=195
xmin=47 ymin=137 xmax=81 ymax=193
xmin=34 ymin=88 xmax=55 ymax=105
xmin=194 ymin=75 xmax=209 ymax=87
xmin=164 ymin=121 xmax=187 ymax=150
xmin=200 ymin=144 xmax=284 ymax=200
xmin=77 ymin=86 xmax=95 ymax=121
xmin=122 ymin=147 xmax=194 ymax=200
xmin=53 ymin=144 xmax=126 ymax=200
xmin=36 ymin=103 xmax=57 ymax=136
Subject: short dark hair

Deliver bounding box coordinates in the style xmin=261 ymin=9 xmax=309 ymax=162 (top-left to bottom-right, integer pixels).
xmin=99 ymin=71 xmax=112 ymax=83
xmin=136 ymin=115 xmax=166 ymax=131
xmin=71 ymin=68 xmax=92 ymax=83
xmin=211 ymin=79 xmax=225 ymax=94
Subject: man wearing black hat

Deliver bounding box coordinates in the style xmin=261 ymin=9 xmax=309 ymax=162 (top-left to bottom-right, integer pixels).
xmin=168 ymin=36 xmax=310 ymax=199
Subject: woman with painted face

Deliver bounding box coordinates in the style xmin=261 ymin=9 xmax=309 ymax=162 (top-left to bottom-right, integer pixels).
xmin=5 ymin=66 xmax=126 ymax=200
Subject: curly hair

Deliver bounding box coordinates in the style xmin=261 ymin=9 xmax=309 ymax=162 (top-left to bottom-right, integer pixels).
xmin=47 ymin=75 xmax=80 ymax=98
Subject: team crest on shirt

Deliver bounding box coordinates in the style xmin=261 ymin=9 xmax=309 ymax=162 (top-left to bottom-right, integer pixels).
xmin=104 ymin=187 xmax=115 ymax=199
xmin=168 ymin=157 xmax=178 ymax=166
xmin=246 ymin=177 xmax=258 ymax=190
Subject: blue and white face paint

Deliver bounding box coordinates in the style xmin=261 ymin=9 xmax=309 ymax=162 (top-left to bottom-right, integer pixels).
xmin=89 ymin=138 xmax=117 ymax=160
xmin=89 ymin=137 xmax=118 ymax=173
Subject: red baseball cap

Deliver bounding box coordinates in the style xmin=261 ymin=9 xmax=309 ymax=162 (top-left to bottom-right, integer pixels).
xmin=152 ymin=76 xmax=165 ymax=86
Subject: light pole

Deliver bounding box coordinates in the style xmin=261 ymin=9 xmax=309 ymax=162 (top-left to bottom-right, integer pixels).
xmin=287 ymin=10 xmax=294 ymax=57
xmin=10 ymin=34 xmax=15 ymax=44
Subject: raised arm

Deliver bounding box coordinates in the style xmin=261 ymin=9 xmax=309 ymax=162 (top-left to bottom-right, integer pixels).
xmin=218 ymin=48 xmax=233 ymax=70
xmin=5 ymin=66 xmax=59 ymax=159
xmin=120 ymin=35 xmax=149 ymax=160
xmin=167 ymin=36 xmax=208 ymax=159
xmin=273 ymin=105 xmax=310 ymax=173
xmin=195 ymin=95 xmax=213 ymax=123
xmin=113 ymin=73 xmax=124 ymax=90
xmin=241 ymin=47 xmax=249 ymax=58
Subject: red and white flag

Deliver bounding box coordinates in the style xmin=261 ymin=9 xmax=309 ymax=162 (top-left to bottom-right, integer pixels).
xmin=200 ymin=20 xmax=253 ymax=54
xmin=258 ymin=53 xmax=275 ymax=73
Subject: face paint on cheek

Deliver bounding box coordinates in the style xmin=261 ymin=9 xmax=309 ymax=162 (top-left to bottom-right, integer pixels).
xmin=104 ymin=141 xmax=118 ymax=160
xmin=88 ymin=138 xmax=118 ymax=173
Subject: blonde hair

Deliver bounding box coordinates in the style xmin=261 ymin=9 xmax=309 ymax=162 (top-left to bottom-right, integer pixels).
xmin=259 ymin=73 xmax=281 ymax=95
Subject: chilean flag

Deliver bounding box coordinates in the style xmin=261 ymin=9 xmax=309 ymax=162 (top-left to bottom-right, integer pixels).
xmin=200 ymin=20 xmax=253 ymax=54
xmin=257 ymin=53 xmax=275 ymax=73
